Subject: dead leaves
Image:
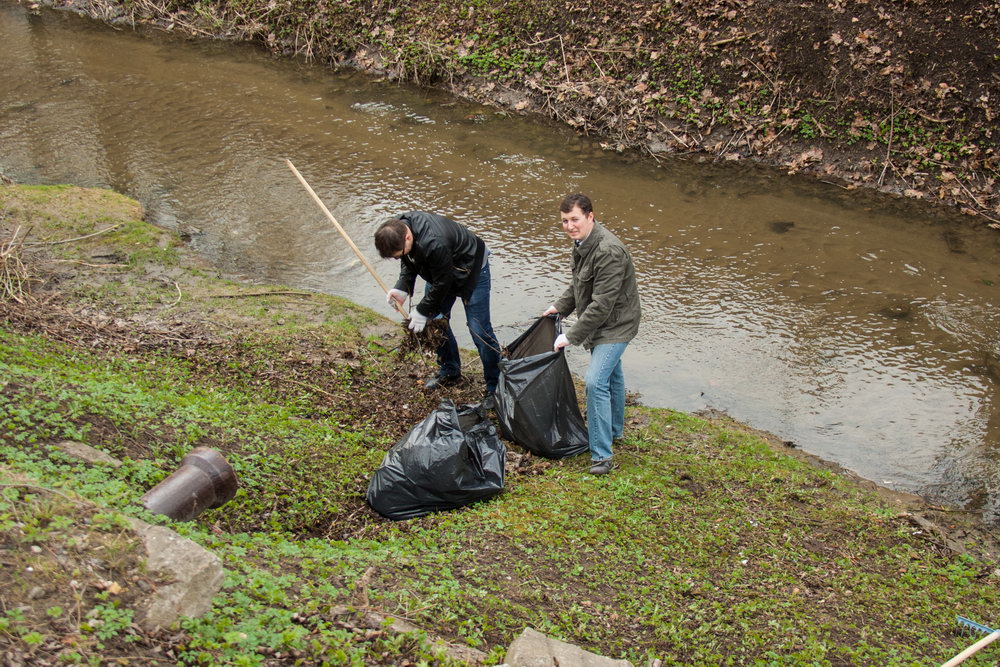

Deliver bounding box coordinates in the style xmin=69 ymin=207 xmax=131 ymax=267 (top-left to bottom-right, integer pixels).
xmin=786 ymin=148 xmax=824 ymax=174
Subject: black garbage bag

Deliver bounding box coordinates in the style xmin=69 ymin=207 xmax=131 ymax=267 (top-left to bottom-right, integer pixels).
xmin=495 ymin=316 xmax=589 ymax=459
xmin=366 ymin=400 xmax=506 ymax=520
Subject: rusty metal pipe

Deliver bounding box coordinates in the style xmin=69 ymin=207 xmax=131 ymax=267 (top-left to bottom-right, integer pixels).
xmin=141 ymin=447 xmax=238 ymax=521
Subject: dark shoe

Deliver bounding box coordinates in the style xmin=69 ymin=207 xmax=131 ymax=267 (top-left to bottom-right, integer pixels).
xmin=481 ymin=392 xmax=496 ymax=411
xmin=588 ymin=459 xmax=616 ymax=475
xmin=424 ymin=374 xmax=461 ymax=390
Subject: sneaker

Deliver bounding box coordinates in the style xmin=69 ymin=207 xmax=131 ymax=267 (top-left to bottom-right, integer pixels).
xmin=588 ymin=459 xmax=616 ymax=475
xmin=424 ymin=373 xmax=461 ymax=390
xmin=480 ymin=392 xmax=496 ymax=411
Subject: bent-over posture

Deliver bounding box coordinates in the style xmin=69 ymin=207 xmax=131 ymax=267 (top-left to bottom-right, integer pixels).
xmin=376 ymin=211 xmax=500 ymax=401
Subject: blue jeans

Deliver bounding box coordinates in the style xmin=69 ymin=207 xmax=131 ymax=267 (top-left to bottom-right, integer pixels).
xmin=430 ymin=262 xmax=501 ymax=392
xmin=585 ymin=342 xmax=628 ymax=462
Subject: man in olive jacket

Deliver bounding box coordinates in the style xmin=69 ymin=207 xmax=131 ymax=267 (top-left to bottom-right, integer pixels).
xmin=375 ymin=211 xmax=500 ymax=399
xmin=543 ymin=194 xmax=641 ymax=474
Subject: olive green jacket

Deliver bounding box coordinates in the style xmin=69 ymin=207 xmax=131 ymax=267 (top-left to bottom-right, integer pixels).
xmin=553 ymin=221 xmax=641 ymax=350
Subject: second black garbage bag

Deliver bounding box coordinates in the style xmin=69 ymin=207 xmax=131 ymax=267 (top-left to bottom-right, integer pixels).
xmin=495 ymin=316 xmax=589 ymax=459
xmin=366 ymin=400 xmax=506 ymax=520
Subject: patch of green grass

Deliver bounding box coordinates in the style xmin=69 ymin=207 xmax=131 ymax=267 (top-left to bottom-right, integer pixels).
xmin=456 ymin=35 xmax=546 ymax=79
xmin=0 ymin=328 xmax=390 ymax=533
xmin=5 ymin=340 xmax=998 ymax=662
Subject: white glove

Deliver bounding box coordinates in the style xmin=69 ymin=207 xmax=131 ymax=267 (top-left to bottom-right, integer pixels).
xmin=387 ymin=289 xmax=407 ymax=307
xmin=553 ymin=333 xmax=570 ymax=352
xmin=542 ymin=304 xmax=558 ymax=317
xmin=408 ymin=310 xmax=429 ymax=333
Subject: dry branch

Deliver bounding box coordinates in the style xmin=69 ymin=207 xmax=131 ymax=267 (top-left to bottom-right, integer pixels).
xmin=1 ymin=225 xmax=32 ymax=303
xmin=710 ymin=32 xmax=759 ymax=48
xmin=208 ymin=290 xmax=316 ymax=299
xmin=23 ymin=222 xmax=123 ymax=247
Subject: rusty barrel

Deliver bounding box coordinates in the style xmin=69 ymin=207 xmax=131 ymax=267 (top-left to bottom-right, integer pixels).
xmin=141 ymin=447 xmax=238 ymax=521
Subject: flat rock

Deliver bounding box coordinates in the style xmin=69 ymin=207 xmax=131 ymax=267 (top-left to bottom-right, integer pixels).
xmin=502 ymin=627 xmax=634 ymax=667
xmin=127 ymin=517 xmax=224 ymax=631
xmin=54 ymin=440 xmax=122 ymax=467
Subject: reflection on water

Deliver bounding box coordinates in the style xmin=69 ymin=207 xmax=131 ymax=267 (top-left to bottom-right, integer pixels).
xmin=2 ymin=3 xmax=999 ymax=519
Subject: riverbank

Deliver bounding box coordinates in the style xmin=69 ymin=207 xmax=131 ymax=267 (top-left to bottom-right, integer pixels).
xmin=28 ymin=0 xmax=1000 ymax=230
xmin=3 ymin=184 xmax=1000 ymax=664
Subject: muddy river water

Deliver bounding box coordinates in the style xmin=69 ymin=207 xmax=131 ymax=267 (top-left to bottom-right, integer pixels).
xmin=3 ymin=4 xmax=1000 ymax=520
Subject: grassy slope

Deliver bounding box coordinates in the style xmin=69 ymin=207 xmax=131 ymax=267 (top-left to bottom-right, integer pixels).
xmin=2 ymin=184 xmax=999 ymax=665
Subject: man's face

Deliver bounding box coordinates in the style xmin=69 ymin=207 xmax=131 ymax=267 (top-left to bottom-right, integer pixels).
xmin=560 ymin=205 xmax=595 ymax=241
xmin=389 ymin=229 xmax=414 ymax=259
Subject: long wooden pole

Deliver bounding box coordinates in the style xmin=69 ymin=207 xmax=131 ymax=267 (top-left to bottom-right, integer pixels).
xmin=285 ymin=159 xmax=408 ymax=319
xmin=941 ymin=631 xmax=1000 ymax=666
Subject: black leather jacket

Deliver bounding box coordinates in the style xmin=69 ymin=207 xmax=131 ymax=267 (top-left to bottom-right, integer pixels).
xmin=394 ymin=211 xmax=486 ymax=318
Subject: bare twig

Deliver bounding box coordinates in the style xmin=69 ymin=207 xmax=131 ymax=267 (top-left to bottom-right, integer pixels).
xmin=878 ymin=89 xmax=896 ymax=187
xmin=578 ymin=47 xmax=633 ymax=54
xmin=906 ymin=107 xmax=951 ymax=124
xmin=950 ymin=174 xmax=997 ymax=220
xmin=0 ymin=483 xmax=77 ymax=502
xmin=1 ymin=225 xmax=31 ymax=303
xmin=659 ymin=121 xmax=691 ymax=149
xmin=583 ymin=47 xmax=607 ymax=79
xmin=24 ymin=222 xmax=124 ymax=246
xmin=165 ymin=280 xmax=182 ymax=308
xmin=924 ymin=506 xmax=979 ymax=514
xmin=558 ymin=34 xmax=571 ymax=84
xmin=741 ymin=56 xmax=777 ymax=90
xmin=208 ymin=290 xmax=315 ymax=299
xmin=714 ymin=130 xmax=746 ymax=161
xmin=280 ymin=377 xmax=339 ymax=400
xmin=51 ymin=259 xmax=129 ymax=269
xmin=523 ymin=35 xmax=559 ymax=47
xmin=710 ymin=31 xmax=759 ymax=47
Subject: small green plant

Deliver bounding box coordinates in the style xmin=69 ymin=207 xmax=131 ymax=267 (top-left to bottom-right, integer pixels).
xmin=83 ymin=596 xmax=138 ymax=643
xmin=20 ymin=630 xmax=45 ymax=646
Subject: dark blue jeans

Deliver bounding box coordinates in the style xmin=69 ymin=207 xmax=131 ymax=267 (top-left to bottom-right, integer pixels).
xmin=430 ymin=262 xmax=501 ymax=392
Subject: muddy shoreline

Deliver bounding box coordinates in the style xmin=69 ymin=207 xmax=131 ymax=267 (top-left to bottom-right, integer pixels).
xmin=24 ymin=0 xmax=1000 ymax=230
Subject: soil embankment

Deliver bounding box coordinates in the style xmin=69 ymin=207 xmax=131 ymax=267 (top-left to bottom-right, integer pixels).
xmin=33 ymin=0 xmax=1000 ymax=228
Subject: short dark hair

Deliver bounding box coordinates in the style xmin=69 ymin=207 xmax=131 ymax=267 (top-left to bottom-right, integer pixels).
xmin=560 ymin=193 xmax=593 ymax=215
xmin=374 ymin=219 xmax=408 ymax=258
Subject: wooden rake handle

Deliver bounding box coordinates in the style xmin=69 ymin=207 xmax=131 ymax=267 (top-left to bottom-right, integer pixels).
xmin=942 ymin=630 xmax=1000 ymax=667
xmin=285 ymin=158 xmax=409 ymax=319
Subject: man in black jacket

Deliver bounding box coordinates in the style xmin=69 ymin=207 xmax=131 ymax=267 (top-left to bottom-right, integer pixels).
xmin=375 ymin=211 xmax=500 ymax=400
